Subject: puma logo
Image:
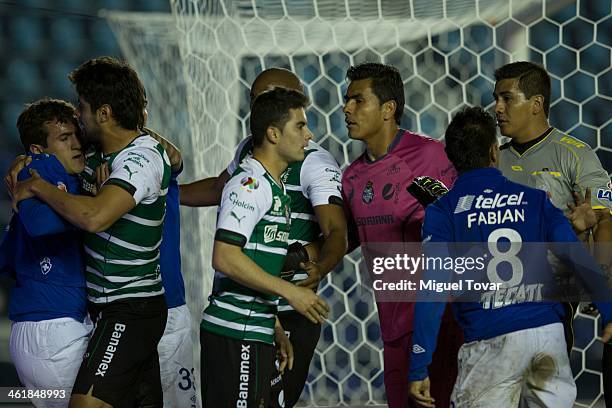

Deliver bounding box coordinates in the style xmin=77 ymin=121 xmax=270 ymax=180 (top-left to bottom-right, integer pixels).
xmin=231 ymin=211 xmax=246 ymax=225
xmin=123 ymin=165 xmax=137 ymax=180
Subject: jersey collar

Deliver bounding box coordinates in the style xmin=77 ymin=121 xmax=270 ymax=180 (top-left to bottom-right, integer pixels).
xmin=455 ymin=167 xmax=503 ymax=185
xmin=248 ymin=157 xmax=285 ymax=191
xmin=509 ymin=127 xmax=553 ymax=156
xmin=363 ymin=128 xmax=404 ymax=164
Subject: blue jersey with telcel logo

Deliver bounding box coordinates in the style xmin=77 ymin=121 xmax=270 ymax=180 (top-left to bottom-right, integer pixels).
xmin=1 ymin=154 xmax=87 ymax=322
xmin=159 ymin=167 xmax=186 ymax=308
xmin=409 ymin=167 xmax=611 ymax=381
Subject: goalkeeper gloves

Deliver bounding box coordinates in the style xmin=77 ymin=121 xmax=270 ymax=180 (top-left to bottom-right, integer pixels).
xmin=407 ymin=176 xmax=449 ymax=207
xmin=281 ymin=242 xmax=310 ymax=279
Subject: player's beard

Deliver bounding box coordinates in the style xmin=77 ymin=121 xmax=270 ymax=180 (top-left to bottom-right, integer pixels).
xmin=82 ymin=124 xmax=103 ymax=146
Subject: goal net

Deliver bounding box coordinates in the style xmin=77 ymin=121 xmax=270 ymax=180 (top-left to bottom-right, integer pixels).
xmin=105 ymin=0 xmax=610 ymax=406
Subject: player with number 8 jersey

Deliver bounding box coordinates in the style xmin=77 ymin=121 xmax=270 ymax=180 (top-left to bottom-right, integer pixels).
xmin=408 ymin=107 xmax=612 ymax=408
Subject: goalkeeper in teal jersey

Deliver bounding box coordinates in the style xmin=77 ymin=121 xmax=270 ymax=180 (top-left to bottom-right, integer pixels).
xmin=493 ymin=61 xmax=612 ymax=404
xmin=181 ymin=68 xmax=347 ymax=407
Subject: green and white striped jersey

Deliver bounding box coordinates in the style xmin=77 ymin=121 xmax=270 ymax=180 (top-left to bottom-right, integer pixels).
xmin=227 ymin=137 xmax=342 ymax=312
xmin=499 ymin=128 xmax=611 ymax=214
xmin=80 ymin=135 xmax=171 ymax=304
xmin=202 ymin=157 xmax=292 ymax=344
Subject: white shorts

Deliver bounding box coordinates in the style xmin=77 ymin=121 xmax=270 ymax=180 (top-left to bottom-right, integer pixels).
xmin=10 ymin=317 xmax=93 ymax=408
xmin=158 ymin=304 xmax=197 ymax=407
xmin=451 ymin=322 xmax=576 ymax=408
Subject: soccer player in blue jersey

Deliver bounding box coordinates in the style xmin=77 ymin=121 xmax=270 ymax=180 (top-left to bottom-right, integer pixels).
xmin=7 ymin=103 xmax=192 ymax=407
xmin=9 ymin=119 xmax=193 ymax=408
xmin=154 ymin=143 xmax=197 ymax=408
xmin=407 ymin=107 xmax=612 ymax=407
xmin=1 ymin=99 xmax=92 ymax=407
xmin=12 ymin=57 xmax=171 ymax=408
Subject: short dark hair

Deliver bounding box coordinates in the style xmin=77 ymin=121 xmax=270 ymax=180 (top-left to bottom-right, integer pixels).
xmin=69 ymin=56 xmax=146 ymax=130
xmin=346 ymin=62 xmax=404 ymax=125
xmin=444 ymin=106 xmax=497 ymax=173
xmin=250 ymin=88 xmax=309 ymax=147
xmin=494 ymin=61 xmax=551 ymax=117
xmin=16 ymin=98 xmax=78 ymax=152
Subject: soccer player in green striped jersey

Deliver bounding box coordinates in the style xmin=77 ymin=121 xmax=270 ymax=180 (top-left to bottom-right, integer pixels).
xmin=181 ymin=68 xmax=348 ymax=407
xmin=12 ymin=57 xmax=170 ymax=407
xmin=200 ymin=88 xmax=330 ymax=407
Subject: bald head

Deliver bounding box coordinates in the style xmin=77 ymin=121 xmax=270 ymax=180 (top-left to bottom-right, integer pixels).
xmin=250 ymin=68 xmax=303 ymax=101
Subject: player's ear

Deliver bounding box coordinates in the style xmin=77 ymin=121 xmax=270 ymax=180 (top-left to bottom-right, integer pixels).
xmin=531 ymin=95 xmax=545 ymax=116
xmin=29 ymin=144 xmax=44 ymax=154
xmin=489 ymin=142 xmax=500 ymax=167
xmin=382 ymin=100 xmax=397 ymax=121
xmin=96 ymin=104 xmax=112 ymax=124
xmin=265 ymin=126 xmax=280 ymax=144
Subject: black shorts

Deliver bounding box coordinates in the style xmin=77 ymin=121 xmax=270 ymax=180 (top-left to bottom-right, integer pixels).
xmin=201 ymin=329 xmax=275 ymax=408
xmin=72 ymin=295 xmax=167 ymax=407
xmin=269 ymin=311 xmax=321 ymax=408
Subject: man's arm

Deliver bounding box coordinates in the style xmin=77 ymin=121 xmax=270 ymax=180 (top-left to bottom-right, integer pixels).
xmin=569 ymin=144 xmax=612 ymax=241
xmin=594 ymin=210 xmax=611 ymax=243
xmin=179 ymin=169 xmax=230 ymax=207
xmin=408 ymin=203 xmax=453 ymax=408
xmin=594 ymin=210 xmax=611 ymax=282
xmin=567 ymin=188 xmax=606 ymax=241
xmin=274 ymin=317 xmax=294 ymax=373
xmin=180 ymin=135 xmax=253 ymax=206
xmin=213 ymin=240 xmax=329 ymax=324
xmin=345 ymin=208 xmax=360 ymax=253
xmin=340 ymin=175 xmax=360 ymax=253
xmin=298 ymin=203 xmax=347 ymax=289
xmin=14 ymin=170 xmax=134 ymax=233
xmin=4 ymin=155 xmax=30 ymax=199
xmin=144 ymin=127 xmax=182 ymax=173
xmin=567 ymin=188 xmax=611 ymax=277
xmin=545 ymin=195 xmax=612 ymax=338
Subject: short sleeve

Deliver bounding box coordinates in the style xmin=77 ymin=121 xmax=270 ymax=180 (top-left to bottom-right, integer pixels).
xmin=575 ymin=148 xmax=611 ymax=211
xmin=215 ymin=174 xmax=271 ymax=246
xmin=300 ymin=148 xmax=343 ymax=207
xmin=226 ymin=137 xmax=253 ymax=176
xmin=106 ymin=146 xmax=166 ymax=205
xmin=427 ymin=142 xmax=458 ymax=189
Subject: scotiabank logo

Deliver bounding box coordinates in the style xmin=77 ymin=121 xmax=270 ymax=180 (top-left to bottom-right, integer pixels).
xmin=263 ymin=225 xmax=289 ymax=244
xmin=455 ymin=192 xmax=525 ymax=214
